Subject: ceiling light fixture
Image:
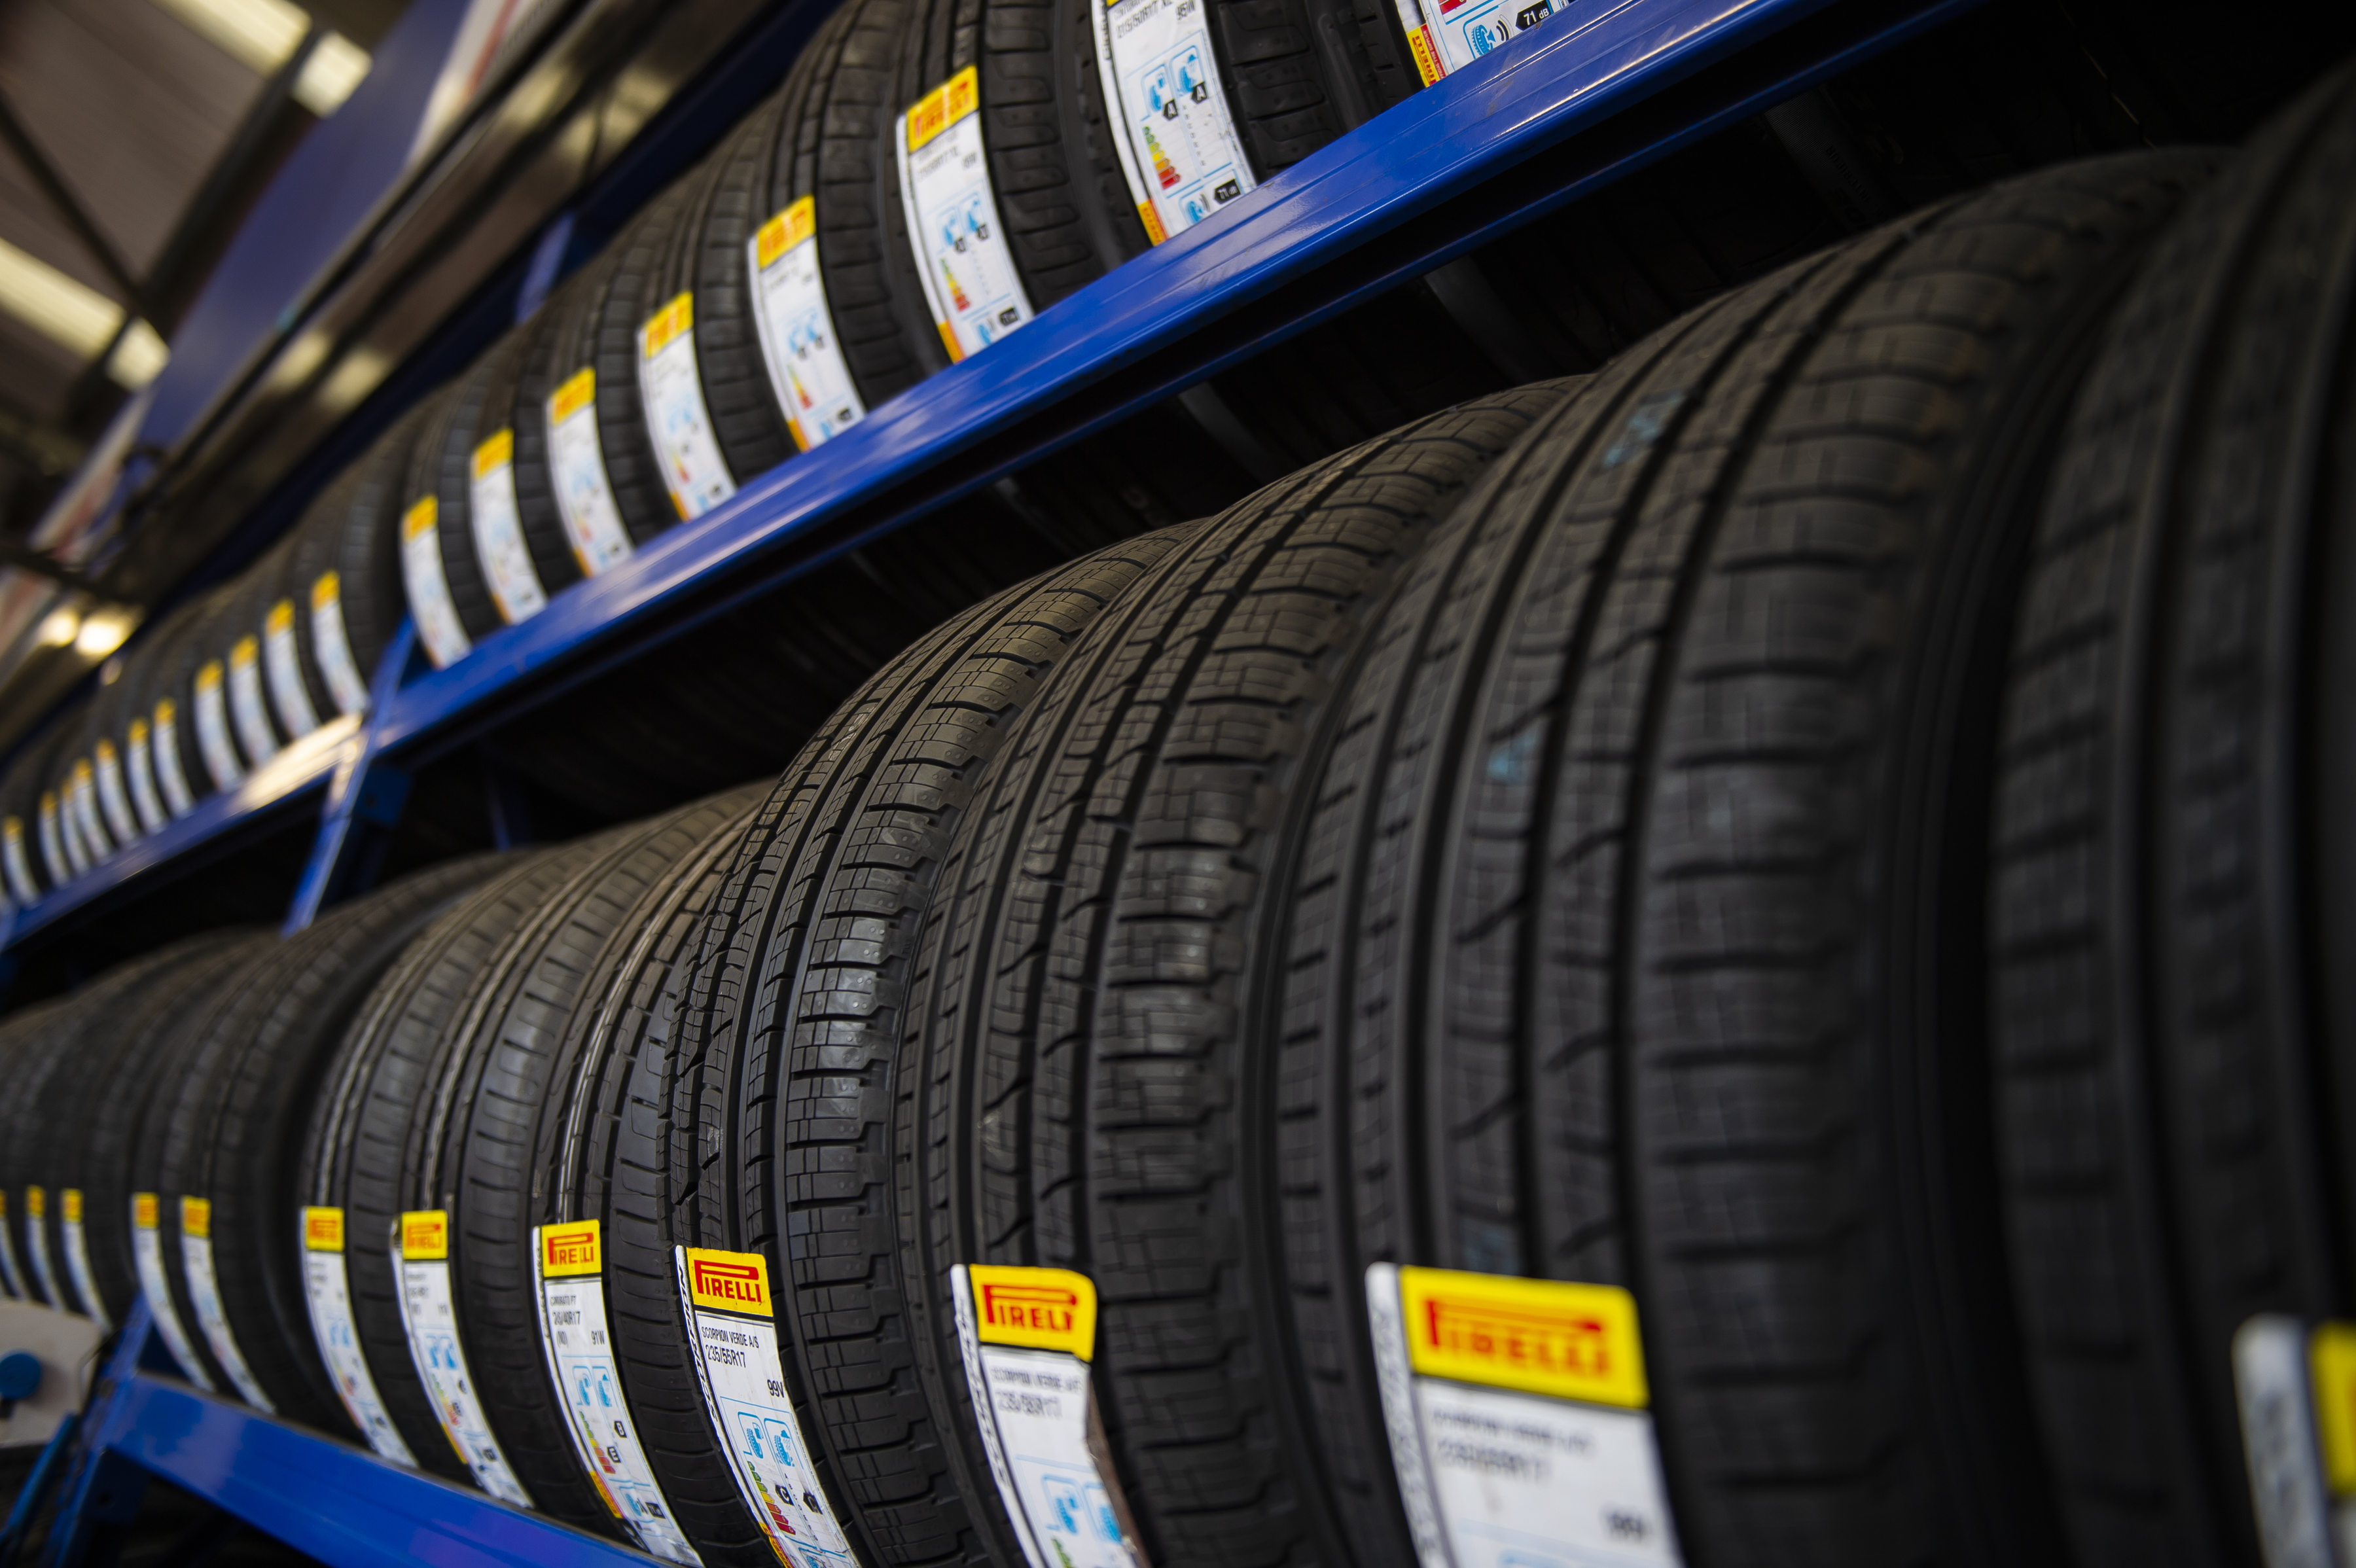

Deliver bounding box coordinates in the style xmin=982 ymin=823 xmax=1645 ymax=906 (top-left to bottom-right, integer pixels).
xmin=151 ymin=0 xmax=371 ymax=116
xmin=0 ymin=238 xmax=171 ymax=389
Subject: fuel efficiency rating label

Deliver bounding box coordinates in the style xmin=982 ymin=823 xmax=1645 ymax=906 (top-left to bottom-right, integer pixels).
xmin=1095 ymin=0 xmax=1254 ymax=240
xmin=61 ymin=1188 xmax=109 ymax=1330
xmin=545 ymin=369 xmax=637 ymax=576
xmin=898 ymin=67 xmax=1033 ymax=360
xmin=949 ymin=1265 xmax=1148 ymax=1568
xmin=468 ymin=428 xmax=548 ymax=624
xmin=640 ymin=294 xmax=736 ymax=521
xmin=182 ymin=1196 xmax=275 ymax=1411
xmin=396 ymin=1209 xmax=533 ymax=1505
xmin=535 ymin=1221 xmax=701 ymax=1565
xmin=749 ymin=197 xmax=866 ymax=450
xmin=675 ymin=1247 xmax=855 ymax=1568
xmin=131 ymin=1193 xmax=212 ymax=1390
xmin=1366 ymin=1264 xmax=1680 ymax=1568
xmin=300 ymin=1206 xmax=414 ymax=1464
xmin=1392 ymin=0 xmax=1558 ymax=80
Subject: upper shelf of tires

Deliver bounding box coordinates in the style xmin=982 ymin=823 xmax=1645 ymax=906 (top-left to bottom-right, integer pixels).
xmin=0 ymin=0 xmax=1879 ymax=944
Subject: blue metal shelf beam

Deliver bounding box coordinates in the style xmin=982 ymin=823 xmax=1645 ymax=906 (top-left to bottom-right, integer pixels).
xmin=0 ymin=0 xmax=1969 ymax=953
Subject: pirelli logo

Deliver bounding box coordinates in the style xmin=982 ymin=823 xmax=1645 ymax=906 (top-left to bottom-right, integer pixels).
xmin=304 ymin=1207 xmax=344 ymax=1253
xmin=401 ymin=496 xmax=437 ymax=541
xmin=755 ymin=196 xmax=817 ymax=270
xmin=26 ymin=1186 xmax=44 ymax=1221
xmin=685 ymin=1247 xmax=770 ymax=1315
xmin=906 ymin=65 xmax=978 ymax=152
xmin=180 ymin=1195 xmax=209 ymax=1239
xmin=132 ymin=1192 xmax=156 ymax=1229
xmin=62 ymin=1190 xmax=81 ymax=1224
xmin=549 ymin=367 xmax=595 ymax=424
xmin=473 ymin=427 xmax=514 ymax=479
xmin=969 ymin=1265 xmax=1097 ymax=1360
xmin=541 ymin=1220 xmax=601 ymax=1278
xmin=267 ymin=600 xmax=295 ymax=638
xmin=1398 ymin=1266 xmax=1647 ymax=1408
xmin=312 ymin=571 xmax=341 ymax=613
xmin=399 ymin=1209 xmax=448 ymax=1262
xmin=641 ymin=293 xmax=694 ymax=358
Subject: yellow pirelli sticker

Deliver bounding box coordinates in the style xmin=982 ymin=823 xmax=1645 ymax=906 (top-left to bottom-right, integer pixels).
xmin=230 ymin=634 xmax=258 ymax=670
xmin=550 ymin=366 xmax=596 ymax=423
xmin=2313 ymin=1322 xmax=2356 ymax=1494
xmin=641 ymin=293 xmax=694 ymax=358
xmin=312 ymin=571 xmax=340 ymax=613
xmin=756 ymin=196 xmax=817 ymax=270
xmin=0 ymin=1190 xmax=9 ymax=1217
xmin=304 ymin=1207 xmax=345 ymax=1253
xmin=683 ymin=1247 xmax=772 ymax=1315
xmin=3 ymin=817 xmax=18 ymax=847
xmin=133 ymin=1192 xmax=156 ymax=1229
xmin=96 ymin=741 xmax=116 ymax=770
xmin=156 ymin=697 xmax=177 ymax=726
xmin=180 ymin=1195 xmax=209 ymax=1238
xmin=906 ymin=65 xmax=979 ymax=152
xmin=267 ymin=599 xmax=295 ymax=637
xmin=1407 ymin=25 xmax=1444 ymax=86
xmin=62 ymin=1190 xmax=81 ymax=1224
xmin=71 ymin=760 xmax=93 ymax=789
xmin=26 ymin=1186 xmax=43 ymax=1220
xmin=968 ymin=1264 xmax=1098 ymax=1360
xmin=473 ymin=427 xmax=514 ymax=478
xmin=401 ymin=496 xmax=437 ymax=541
xmin=400 ymin=1209 xmax=448 ymax=1260
xmin=1397 ymin=1266 xmax=1647 ymax=1408
xmin=541 ymin=1219 xmax=601 ymax=1278
xmin=129 ymin=718 xmax=147 ymax=745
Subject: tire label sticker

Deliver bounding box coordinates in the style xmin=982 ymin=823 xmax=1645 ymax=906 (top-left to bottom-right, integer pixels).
xmin=0 ymin=817 xmax=33 ymax=907
xmin=94 ymin=743 xmax=137 ymax=846
xmin=300 ymin=1205 xmax=414 ymax=1465
xmin=1366 ymin=1264 xmax=1680 ymax=1568
xmin=263 ymin=601 xmax=321 ymax=740
xmin=36 ymin=793 xmax=67 ymax=884
xmin=62 ymin=1188 xmax=109 ymax=1330
xmin=60 ymin=779 xmax=91 ymax=874
xmin=0 ymin=1189 xmax=23 ymax=1300
xmin=1094 ymin=0 xmax=1255 ymax=243
xmin=395 ymin=1209 xmax=533 ymax=1505
xmin=227 ymin=635 xmax=277 ymax=769
xmin=673 ymin=1245 xmax=857 ymax=1568
xmin=898 ymin=67 xmax=1033 ymax=362
xmin=400 ymin=497 xmax=474 ymax=669
xmin=193 ymin=661 xmax=243 ymax=789
xmin=133 ymin=1194 xmax=213 ymax=1389
xmin=1395 ymin=0 xmax=1556 ymax=78
xmin=533 ymin=1222 xmax=702 ymax=1565
xmin=308 ymin=574 xmax=371 ymax=717
xmin=948 ymin=1265 xmax=1147 ymax=1568
xmin=749 ymin=198 xmax=867 ymax=451
xmin=70 ymin=762 xmax=107 ymax=861
xmin=639 ymin=294 xmax=737 ymax=522
xmin=546 ymin=368 xmax=635 ymax=576
xmin=469 ymin=428 xmax=549 ymax=624
xmin=126 ymin=721 xmax=166 ymax=833
xmin=153 ymin=701 xmax=196 ymax=815
xmin=182 ymin=1197 xmax=274 ymax=1410
xmin=2233 ymin=1315 xmax=2355 ymax=1566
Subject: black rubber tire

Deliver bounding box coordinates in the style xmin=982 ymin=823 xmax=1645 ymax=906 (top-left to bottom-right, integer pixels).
xmin=0 ymin=724 xmax=71 ymax=899
xmin=427 ymin=338 xmax=532 ymax=643
xmin=0 ymin=1000 xmax=73 ymax=1296
xmin=322 ymin=402 xmax=436 ymax=693
xmin=0 ymin=997 xmax=79 ymax=1306
xmin=1987 ymin=68 xmax=2356 ymax=1568
xmin=253 ymin=533 xmax=332 ymax=743
xmin=223 ymin=562 xmax=288 ymax=772
xmin=597 ymin=187 xmax=705 ymax=543
xmin=408 ymin=794 xmax=762 ymax=1536
xmin=158 ymin=859 xmax=509 ymax=1432
xmin=535 ymin=798 xmax=771 ymax=1565
xmin=1210 ymin=0 xmax=1416 ymax=176
xmin=893 ymin=383 xmax=1571 ymax=1568
xmin=298 ymin=846 xmax=588 ymax=1482
xmin=509 ymin=276 xmax=593 ymax=595
xmin=666 ymin=526 xmax=1209 ymax=1567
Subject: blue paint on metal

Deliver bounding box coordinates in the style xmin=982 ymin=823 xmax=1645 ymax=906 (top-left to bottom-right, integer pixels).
xmin=0 ymin=1349 xmax=40 ymax=1401
xmin=283 ymin=620 xmax=418 ymax=933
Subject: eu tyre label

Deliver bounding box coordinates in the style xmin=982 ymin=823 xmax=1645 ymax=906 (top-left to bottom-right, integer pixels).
xmin=1094 ymin=0 xmax=1255 ymax=241
xmin=749 ymin=198 xmax=867 ymax=450
xmin=132 ymin=1193 xmax=213 ymax=1390
xmin=546 ymin=369 xmax=636 ymax=575
xmin=300 ymin=1206 xmax=414 ymax=1465
xmin=898 ymin=68 xmax=1033 ymax=361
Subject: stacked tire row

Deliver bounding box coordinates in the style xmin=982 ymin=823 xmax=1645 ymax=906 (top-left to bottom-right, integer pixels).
xmin=9 ymin=62 xmax=2356 ymax=1568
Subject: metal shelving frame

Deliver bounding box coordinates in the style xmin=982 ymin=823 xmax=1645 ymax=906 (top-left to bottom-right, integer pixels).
xmin=5 ymin=0 xmax=1972 ymax=1553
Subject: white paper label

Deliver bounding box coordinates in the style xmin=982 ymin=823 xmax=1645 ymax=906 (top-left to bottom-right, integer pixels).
xmin=535 ymin=1224 xmax=701 ymax=1564
xmin=395 ymin=1214 xmax=533 ymax=1506
xmin=193 ymin=663 xmax=243 ymax=790
xmin=226 ymin=637 xmax=277 ymax=768
xmin=400 ymin=497 xmax=473 ymax=669
xmin=133 ymin=1197 xmax=214 ymax=1389
xmin=1096 ymin=0 xmax=1255 ymax=242
xmin=467 ymin=429 xmax=550 ymax=624
xmin=639 ymin=294 xmax=737 ymax=522
xmin=546 ymin=368 xmax=636 ymax=577
xmin=675 ymin=1247 xmax=857 ymax=1568
xmin=0 ymin=1196 xmax=25 ymax=1299
xmin=62 ymin=1192 xmax=109 ymax=1330
xmin=36 ymin=793 xmax=67 ymax=883
xmin=126 ymin=721 xmax=166 ymax=833
xmin=749 ymin=200 xmax=866 ymax=450
xmin=1 ymin=819 xmax=34 ymax=906
xmin=948 ymin=1266 xmax=1143 ymax=1568
xmin=309 ymin=574 xmax=371 ymax=717
xmin=183 ymin=1205 xmax=274 ymax=1410
xmin=1406 ymin=0 xmax=1558 ymax=76
xmin=94 ymin=745 xmax=137 ymax=846
xmin=154 ymin=702 xmax=197 ymax=815
xmin=298 ymin=1207 xmax=414 ymax=1465
xmin=899 ymin=69 xmax=1033 ymax=361
xmin=1366 ymin=1263 xmax=1680 ymax=1568
xmin=263 ymin=601 xmax=322 ymax=739
xmin=69 ymin=769 xmax=107 ymax=861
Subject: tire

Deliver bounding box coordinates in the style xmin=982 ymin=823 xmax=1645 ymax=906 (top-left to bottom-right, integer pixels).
xmin=0 ymin=1000 xmax=73 ymax=1297
xmin=509 ymin=276 xmax=593 ymax=594
xmin=398 ymin=382 xmax=484 ymax=668
xmin=0 ymin=997 xmax=79 ymax=1306
xmin=1988 ymin=67 xmax=2356 ymax=1568
xmin=305 ymin=404 xmax=434 ymax=703
xmin=423 ymin=338 xmax=531 ymax=645
xmin=664 ymin=525 xmax=1209 ymax=1566
xmin=408 ymin=793 xmax=762 ymax=1535
xmin=597 ymin=187 xmax=705 ymax=544
xmin=894 ymin=382 xmax=1571 ymax=1568
xmin=298 ymin=846 xmax=594 ymax=1482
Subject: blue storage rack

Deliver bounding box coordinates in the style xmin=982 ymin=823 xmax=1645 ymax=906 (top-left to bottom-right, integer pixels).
xmin=0 ymin=0 xmax=1970 ymax=1553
